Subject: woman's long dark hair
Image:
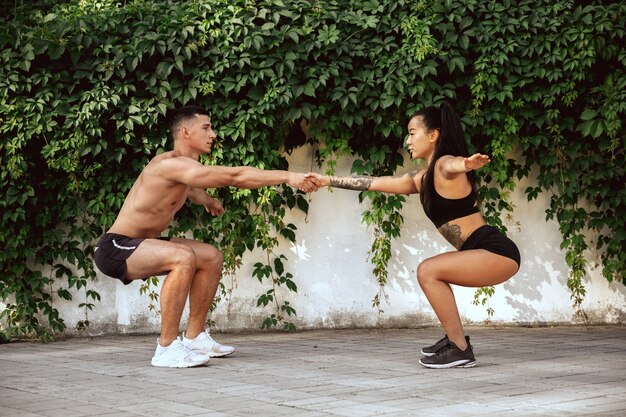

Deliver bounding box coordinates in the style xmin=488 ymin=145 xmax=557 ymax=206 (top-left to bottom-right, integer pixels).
xmin=415 ymin=101 xmax=476 ymax=210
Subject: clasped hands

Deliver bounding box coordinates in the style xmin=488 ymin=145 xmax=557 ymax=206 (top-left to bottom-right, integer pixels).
xmin=293 ymin=172 xmax=327 ymax=193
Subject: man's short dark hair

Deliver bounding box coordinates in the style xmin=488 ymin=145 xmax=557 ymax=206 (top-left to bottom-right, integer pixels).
xmin=168 ymin=106 xmax=209 ymax=133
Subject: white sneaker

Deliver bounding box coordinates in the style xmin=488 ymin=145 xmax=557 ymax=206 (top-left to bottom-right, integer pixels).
xmin=183 ymin=329 xmax=235 ymax=357
xmin=151 ymin=337 xmax=211 ymax=368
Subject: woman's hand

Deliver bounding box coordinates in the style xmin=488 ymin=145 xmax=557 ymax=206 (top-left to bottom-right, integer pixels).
xmin=464 ymin=153 xmax=491 ymax=171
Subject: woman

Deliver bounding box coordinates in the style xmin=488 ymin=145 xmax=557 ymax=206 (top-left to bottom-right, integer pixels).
xmin=307 ymin=102 xmax=520 ymax=368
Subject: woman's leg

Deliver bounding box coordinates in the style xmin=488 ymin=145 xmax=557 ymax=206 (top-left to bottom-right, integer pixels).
xmin=417 ymin=249 xmax=518 ymax=349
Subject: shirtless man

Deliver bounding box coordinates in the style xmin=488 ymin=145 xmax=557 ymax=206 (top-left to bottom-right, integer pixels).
xmin=93 ymin=106 xmax=319 ymax=368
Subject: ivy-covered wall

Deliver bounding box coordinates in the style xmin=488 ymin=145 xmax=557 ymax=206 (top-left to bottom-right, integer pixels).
xmin=1 ymin=0 xmax=624 ymax=340
xmin=45 ymin=147 xmax=626 ymax=334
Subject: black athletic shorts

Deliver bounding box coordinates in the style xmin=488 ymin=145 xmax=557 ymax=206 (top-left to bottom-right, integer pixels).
xmin=93 ymin=233 xmax=171 ymax=285
xmin=460 ymin=225 xmax=521 ymax=267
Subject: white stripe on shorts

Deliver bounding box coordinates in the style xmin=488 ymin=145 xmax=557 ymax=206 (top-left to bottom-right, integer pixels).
xmin=112 ymin=239 xmax=137 ymax=250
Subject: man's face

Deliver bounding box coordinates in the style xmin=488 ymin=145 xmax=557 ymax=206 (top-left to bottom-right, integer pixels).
xmin=185 ymin=114 xmax=217 ymax=153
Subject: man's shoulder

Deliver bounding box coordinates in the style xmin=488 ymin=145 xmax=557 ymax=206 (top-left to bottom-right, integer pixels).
xmin=142 ymin=152 xmax=211 ymax=186
xmin=148 ymin=152 xmax=198 ymax=168
xmin=150 ymin=150 xmax=177 ymax=162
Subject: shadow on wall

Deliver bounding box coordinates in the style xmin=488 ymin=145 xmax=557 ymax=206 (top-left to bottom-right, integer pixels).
xmin=502 ymin=250 xmax=571 ymax=323
xmin=582 ymin=267 xmax=626 ymax=324
xmin=502 ymin=218 xmax=626 ymax=324
xmin=610 ymin=280 xmax=626 ymax=300
xmin=389 ymin=229 xmax=449 ymax=296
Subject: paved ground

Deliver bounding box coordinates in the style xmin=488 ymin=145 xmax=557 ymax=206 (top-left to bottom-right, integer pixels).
xmin=1 ymin=326 xmax=625 ymax=417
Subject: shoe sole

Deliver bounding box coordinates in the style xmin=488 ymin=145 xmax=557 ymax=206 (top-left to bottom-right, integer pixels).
xmin=209 ymin=350 xmax=235 ymax=358
xmin=152 ymin=353 xmax=211 ymax=368
xmin=420 ymin=350 xmax=436 ymax=357
xmin=418 ymin=359 xmax=477 ymax=369
xmin=151 ymin=360 xmax=208 ymax=368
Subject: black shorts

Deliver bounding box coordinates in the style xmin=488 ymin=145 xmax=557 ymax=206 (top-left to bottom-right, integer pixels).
xmin=93 ymin=233 xmax=170 ymax=285
xmin=460 ymin=225 xmax=521 ymax=267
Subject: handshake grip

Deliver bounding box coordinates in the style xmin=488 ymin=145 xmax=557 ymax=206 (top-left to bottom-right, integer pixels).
xmin=292 ymin=172 xmax=326 ymax=193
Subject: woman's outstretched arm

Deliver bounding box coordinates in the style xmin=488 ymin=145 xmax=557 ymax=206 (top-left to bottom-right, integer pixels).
xmin=439 ymin=153 xmax=490 ymax=179
xmin=306 ymin=170 xmax=423 ymax=195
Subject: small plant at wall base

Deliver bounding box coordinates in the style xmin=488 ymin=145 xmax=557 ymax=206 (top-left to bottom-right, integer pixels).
xmin=139 ymin=277 xmax=161 ymax=314
xmin=1 ymin=0 xmax=624 ymax=340
xmin=472 ymin=286 xmax=495 ymax=323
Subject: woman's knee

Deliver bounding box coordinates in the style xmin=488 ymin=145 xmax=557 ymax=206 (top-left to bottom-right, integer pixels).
xmin=416 ymin=259 xmax=438 ymax=287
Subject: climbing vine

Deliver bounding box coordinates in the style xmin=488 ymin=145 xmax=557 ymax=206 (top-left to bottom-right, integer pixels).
xmin=354 ymin=146 xmax=405 ymax=314
xmin=0 ymin=0 xmax=624 ymax=340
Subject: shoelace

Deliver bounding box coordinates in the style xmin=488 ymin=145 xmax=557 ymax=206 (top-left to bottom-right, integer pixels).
xmin=170 ymin=340 xmax=195 ymax=359
xmin=436 ymin=340 xmax=472 ymax=357
xmin=434 ymin=336 xmax=448 ymax=347
xmin=202 ymin=330 xmax=218 ymax=345
xmin=433 ymin=342 xmax=458 ymax=357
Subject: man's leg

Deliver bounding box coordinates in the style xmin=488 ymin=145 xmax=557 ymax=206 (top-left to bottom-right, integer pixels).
xmin=124 ymin=239 xmax=197 ymax=346
xmin=170 ymin=238 xmax=224 ymax=339
xmin=170 ymin=238 xmax=234 ymax=357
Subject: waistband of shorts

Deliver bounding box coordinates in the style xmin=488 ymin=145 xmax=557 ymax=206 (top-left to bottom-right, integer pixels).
xmin=96 ymin=233 xmax=170 ymax=246
xmin=460 ymin=225 xmax=498 ymax=251
xmin=96 ymin=233 xmax=131 ymax=245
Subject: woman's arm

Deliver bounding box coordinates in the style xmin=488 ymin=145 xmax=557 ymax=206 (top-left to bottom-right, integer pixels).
xmin=307 ymin=170 xmax=423 ymax=194
xmin=439 ymin=153 xmax=490 ymax=179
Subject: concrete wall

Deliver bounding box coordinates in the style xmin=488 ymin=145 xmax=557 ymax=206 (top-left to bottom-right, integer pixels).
xmin=13 ymin=145 xmax=626 ymax=336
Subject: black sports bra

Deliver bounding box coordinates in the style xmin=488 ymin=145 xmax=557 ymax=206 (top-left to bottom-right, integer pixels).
xmin=422 ymin=184 xmax=480 ymax=228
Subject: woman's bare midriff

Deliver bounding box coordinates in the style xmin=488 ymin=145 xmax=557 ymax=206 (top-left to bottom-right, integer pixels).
xmin=436 ymin=212 xmax=487 ymax=250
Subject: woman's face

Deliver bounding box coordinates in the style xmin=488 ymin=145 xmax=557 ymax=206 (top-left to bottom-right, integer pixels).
xmin=406 ymin=116 xmax=437 ymax=159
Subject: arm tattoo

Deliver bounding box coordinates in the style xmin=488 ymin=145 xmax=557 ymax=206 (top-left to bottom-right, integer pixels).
xmin=391 ymin=170 xmax=418 ymax=179
xmin=329 ymin=175 xmax=373 ymax=191
xmin=438 ymin=223 xmax=465 ymax=250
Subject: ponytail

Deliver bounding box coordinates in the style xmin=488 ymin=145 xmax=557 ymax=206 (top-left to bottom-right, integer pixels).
xmin=415 ymin=101 xmax=475 ymax=209
xmin=439 ymin=101 xmax=467 ymax=156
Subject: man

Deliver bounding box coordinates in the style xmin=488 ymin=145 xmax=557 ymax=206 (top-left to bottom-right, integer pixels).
xmin=94 ymin=106 xmax=319 ymax=368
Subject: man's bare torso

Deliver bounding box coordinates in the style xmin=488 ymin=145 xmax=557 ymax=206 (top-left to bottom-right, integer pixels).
xmin=107 ymin=151 xmax=190 ymax=238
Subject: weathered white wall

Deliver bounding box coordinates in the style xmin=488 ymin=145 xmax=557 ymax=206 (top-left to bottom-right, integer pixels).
xmin=20 ymin=145 xmax=626 ymax=335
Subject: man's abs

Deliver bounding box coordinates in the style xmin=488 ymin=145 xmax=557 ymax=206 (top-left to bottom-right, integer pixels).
xmin=109 ymin=177 xmax=190 ymax=237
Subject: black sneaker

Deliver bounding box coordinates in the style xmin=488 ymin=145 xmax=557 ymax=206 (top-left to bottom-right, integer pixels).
xmin=421 ymin=335 xmax=470 ymax=357
xmin=419 ymin=338 xmax=476 ymax=369
xmin=420 ymin=335 xmax=449 ymax=356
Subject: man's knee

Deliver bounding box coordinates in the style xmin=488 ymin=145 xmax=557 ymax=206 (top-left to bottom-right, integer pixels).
xmin=173 ymin=245 xmax=197 ymax=272
xmin=212 ymin=247 xmax=224 ymax=267
xmin=200 ymin=245 xmax=223 ymax=270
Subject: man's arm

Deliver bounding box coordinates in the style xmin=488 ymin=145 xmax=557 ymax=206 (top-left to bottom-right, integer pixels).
xmin=188 ymin=187 xmax=224 ymax=215
xmin=159 ymin=157 xmax=319 ymax=191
